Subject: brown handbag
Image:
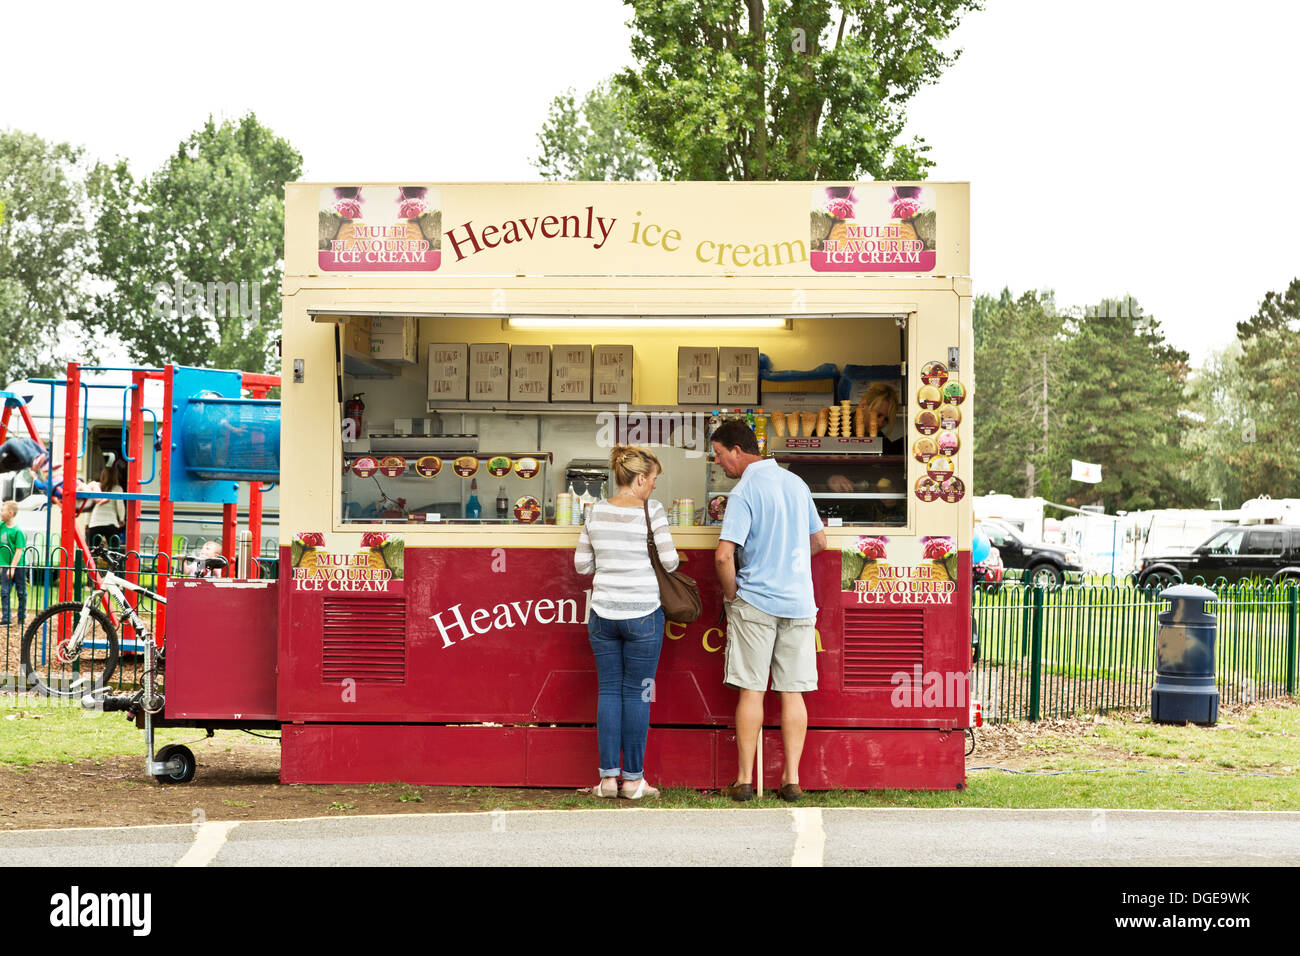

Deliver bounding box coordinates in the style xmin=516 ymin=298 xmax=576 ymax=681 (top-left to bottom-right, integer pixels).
xmin=643 ymin=500 xmax=702 ymax=623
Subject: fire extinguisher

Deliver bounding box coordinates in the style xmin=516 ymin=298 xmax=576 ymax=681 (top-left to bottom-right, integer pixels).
xmin=345 ymin=393 xmax=365 ymax=439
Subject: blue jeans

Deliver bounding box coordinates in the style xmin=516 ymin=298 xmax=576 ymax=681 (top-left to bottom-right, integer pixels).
xmin=588 ymin=607 xmax=665 ymax=780
xmin=1 ymin=567 xmax=26 ymax=623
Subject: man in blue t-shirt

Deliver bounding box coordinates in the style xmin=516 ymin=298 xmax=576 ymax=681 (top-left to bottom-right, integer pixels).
xmin=711 ymin=421 xmax=825 ymax=803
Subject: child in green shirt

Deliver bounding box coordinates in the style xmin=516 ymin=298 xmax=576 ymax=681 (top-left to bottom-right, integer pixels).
xmin=0 ymin=500 xmax=26 ymax=626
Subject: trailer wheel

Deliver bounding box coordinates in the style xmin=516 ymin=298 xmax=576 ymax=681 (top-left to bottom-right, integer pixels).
xmin=153 ymin=745 xmax=196 ymax=784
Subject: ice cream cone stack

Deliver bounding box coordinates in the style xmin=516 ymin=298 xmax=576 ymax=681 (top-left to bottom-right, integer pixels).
xmin=827 ymin=405 xmax=842 ymax=437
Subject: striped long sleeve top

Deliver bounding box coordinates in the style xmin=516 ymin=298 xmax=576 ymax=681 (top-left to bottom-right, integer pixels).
xmin=574 ymin=499 xmax=680 ymax=620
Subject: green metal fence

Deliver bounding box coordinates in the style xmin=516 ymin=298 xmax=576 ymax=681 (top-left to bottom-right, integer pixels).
xmin=973 ymin=581 xmax=1300 ymax=722
xmin=2 ymin=545 xmax=278 ymax=694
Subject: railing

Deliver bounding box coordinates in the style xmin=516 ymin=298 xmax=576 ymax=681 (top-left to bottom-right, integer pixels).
xmin=1 ymin=544 xmax=280 ymax=694
xmin=973 ymin=579 xmax=1299 ymax=722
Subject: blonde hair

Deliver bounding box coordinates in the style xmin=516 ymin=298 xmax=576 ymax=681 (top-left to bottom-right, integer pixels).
xmin=1 ymin=500 xmax=16 ymax=517
xmin=860 ymin=382 xmax=900 ymax=416
xmin=609 ymin=445 xmax=662 ymax=489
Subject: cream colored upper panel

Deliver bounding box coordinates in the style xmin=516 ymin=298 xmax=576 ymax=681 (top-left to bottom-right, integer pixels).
xmin=289 ymin=182 xmax=969 ymax=281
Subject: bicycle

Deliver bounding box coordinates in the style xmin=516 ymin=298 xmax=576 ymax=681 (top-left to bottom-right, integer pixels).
xmin=19 ymin=548 xmax=227 ymax=700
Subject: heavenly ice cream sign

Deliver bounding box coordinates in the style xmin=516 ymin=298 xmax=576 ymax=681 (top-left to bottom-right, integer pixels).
xmin=312 ymin=183 xmax=940 ymax=274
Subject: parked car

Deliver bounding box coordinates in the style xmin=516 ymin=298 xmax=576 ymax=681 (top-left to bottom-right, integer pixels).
xmin=978 ymin=520 xmax=1083 ymax=587
xmin=1136 ymin=525 xmax=1300 ymax=588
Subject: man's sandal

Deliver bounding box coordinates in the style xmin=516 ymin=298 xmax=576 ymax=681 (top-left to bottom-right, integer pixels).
xmin=720 ymin=781 xmax=754 ymax=802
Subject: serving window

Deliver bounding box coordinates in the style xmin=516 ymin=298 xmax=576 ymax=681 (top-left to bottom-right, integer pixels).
xmin=330 ymin=311 xmax=910 ymax=530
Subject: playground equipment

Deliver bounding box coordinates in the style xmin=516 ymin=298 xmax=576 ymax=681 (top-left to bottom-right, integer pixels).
xmin=17 ymin=363 xmax=279 ymax=649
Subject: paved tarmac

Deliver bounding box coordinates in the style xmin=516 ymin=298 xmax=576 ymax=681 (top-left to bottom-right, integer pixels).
xmin=3 ymin=808 xmax=1298 ymax=866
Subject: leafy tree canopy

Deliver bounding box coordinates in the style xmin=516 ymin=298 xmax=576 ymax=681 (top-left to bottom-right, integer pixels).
xmin=91 ymin=113 xmax=302 ymax=373
xmin=0 ymin=130 xmax=102 ymax=383
xmin=615 ymin=0 xmax=981 ymax=180
xmin=534 ymin=79 xmax=658 ymax=181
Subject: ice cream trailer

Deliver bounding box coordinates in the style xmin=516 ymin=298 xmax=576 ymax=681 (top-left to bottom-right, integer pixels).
xmin=169 ymin=180 xmax=974 ymax=789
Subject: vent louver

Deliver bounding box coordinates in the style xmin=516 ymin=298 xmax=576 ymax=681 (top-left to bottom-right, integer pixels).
xmin=842 ymin=607 xmax=925 ymax=689
xmin=322 ymin=597 xmax=406 ymax=682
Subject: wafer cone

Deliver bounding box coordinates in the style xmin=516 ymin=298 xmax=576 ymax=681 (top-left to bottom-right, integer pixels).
xmin=800 ymin=412 xmax=816 ymax=436
xmin=772 ymin=411 xmax=787 ymax=437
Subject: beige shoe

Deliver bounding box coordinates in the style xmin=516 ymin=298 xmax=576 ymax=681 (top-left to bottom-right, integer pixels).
xmin=620 ymin=779 xmax=660 ymax=800
xmin=581 ymin=778 xmax=618 ymax=798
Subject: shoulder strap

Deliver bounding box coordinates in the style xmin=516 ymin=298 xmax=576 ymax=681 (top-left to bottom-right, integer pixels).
xmin=643 ymin=499 xmax=664 ymax=571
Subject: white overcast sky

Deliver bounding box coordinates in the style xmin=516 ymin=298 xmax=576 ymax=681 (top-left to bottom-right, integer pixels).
xmin=4 ymin=0 xmax=1297 ymax=364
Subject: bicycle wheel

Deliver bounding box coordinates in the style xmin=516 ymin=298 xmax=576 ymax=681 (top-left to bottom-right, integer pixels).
xmin=20 ymin=601 xmax=120 ymax=698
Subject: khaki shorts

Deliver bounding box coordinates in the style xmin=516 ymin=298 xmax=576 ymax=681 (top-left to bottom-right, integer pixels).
xmin=723 ymin=595 xmax=818 ymax=693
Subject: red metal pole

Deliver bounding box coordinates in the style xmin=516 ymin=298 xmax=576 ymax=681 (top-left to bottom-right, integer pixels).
xmin=0 ymin=404 xmax=11 ymax=443
xmin=156 ymin=366 xmax=174 ymax=646
xmin=248 ymin=483 xmax=264 ymax=579
xmin=221 ymin=503 xmax=237 ymax=576
xmin=59 ymin=364 xmax=80 ymax=606
xmin=123 ymin=371 xmax=146 ymax=640
xmin=242 ymin=379 xmax=275 ymax=579
xmin=15 ymin=404 xmax=48 ymax=454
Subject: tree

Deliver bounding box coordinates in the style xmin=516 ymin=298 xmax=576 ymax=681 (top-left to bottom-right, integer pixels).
xmin=91 ymin=114 xmax=302 ymax=373
xmin=534 ymin=79 xmax=658 ymax=181
xmin=1184 ymin=343 xmax=1252 ymax=508
xmin=1054 ymin=298 xmax=1195 ymax=512
xmin=1223 ymin=279 xmax=1300 ymax=499
xmin=971 ymin=289 xmax=1065 ymax=499
xmin=0 ymin=130 xmax=102 ymax=383
xmin=614 ymin=0 xmax=981 ymax=180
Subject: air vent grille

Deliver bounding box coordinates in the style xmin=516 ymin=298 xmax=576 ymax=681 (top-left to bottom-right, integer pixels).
xmin=842 ymin=607 xmax=925 ymax=689
xmin=322 ymin=597 xmax=406 ymax=682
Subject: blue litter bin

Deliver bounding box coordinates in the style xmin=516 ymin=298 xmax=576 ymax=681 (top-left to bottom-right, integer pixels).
xmin=1151 ymin=583 xmax=1219 ymax=725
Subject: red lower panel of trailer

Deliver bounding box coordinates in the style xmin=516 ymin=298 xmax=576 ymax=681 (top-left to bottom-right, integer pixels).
xmin=280 ymin=724 xmax=966 ymax=790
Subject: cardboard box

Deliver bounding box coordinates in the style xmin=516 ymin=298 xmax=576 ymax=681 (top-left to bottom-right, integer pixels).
xmin=370 ymin=316 xmax=419 ymax=364
xmin=426 ymin=343 xmax=469 ymax=402
xmin=719 ymin=347 xmax=760 ymax=405
xmin=677 ymin=347 xmax=718 ymax=404
xmin=509 ymin=345 xmax=551 ymax=402
xmin=343 ymin=317 xmax=371 ymax=355
xmin=469 ymin=343 xmax=510 ymax=401
xmin=592 ymin=345 xmax=633 ymax=404
xmin=551 ymin=345 xmax=592 ymax=402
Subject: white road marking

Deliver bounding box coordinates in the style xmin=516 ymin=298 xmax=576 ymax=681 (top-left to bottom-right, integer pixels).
xmin=176 ymin=821 xmax=240 ymax=867
xmin=790 ymin=808 xmax=825 ymax=867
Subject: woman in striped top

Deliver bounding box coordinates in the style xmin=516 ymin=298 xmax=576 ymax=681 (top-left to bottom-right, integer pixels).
xmin=573 ymin=445 xmax=679 ymax=799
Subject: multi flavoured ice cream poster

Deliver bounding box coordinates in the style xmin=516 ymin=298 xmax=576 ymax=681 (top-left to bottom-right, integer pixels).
xmin=841 ymin=535 xmax=958 ymax=605
xmin=291 ymin=532 xmax=405 ymax=591
xmin=318 ymin=186 xmax=442 ymax=271
xmin=810 ymin=185 xmax=937 ymax=272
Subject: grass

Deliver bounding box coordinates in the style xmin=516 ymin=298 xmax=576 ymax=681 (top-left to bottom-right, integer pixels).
xmin=0 ymin=692 xmax=249 ymax=766
xmin=0 ymin=692 xmax=1296 ymax=812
